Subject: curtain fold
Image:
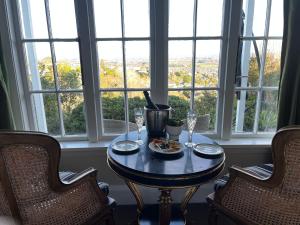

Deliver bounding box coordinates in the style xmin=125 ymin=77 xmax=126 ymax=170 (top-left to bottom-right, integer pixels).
xmin=277 ymin=0 xmax=300 ymax=129
xmin=0 ymin=36 xmax=15 ymax=130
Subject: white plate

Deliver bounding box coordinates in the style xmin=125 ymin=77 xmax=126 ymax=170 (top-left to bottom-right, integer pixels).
xmin=112 ymin=140 xmax=139 ymax=153
xmin=148 ymin=140 xmax=184 ymax=155
xmin=193 ymin=143 xmax=223 ymax=156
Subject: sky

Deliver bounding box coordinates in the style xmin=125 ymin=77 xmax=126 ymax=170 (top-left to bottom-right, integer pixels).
xmin=20 ymin=0 xmax=283 ymax=61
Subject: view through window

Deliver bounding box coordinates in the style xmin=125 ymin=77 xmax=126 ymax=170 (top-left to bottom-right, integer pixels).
xmin=14 ymin=0 xmax=283 ymax=140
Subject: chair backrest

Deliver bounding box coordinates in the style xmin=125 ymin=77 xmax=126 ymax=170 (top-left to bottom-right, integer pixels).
xmin=272 ymin=126 xmax=300 ymax=195
xmin=0 ymin=132 xmax=61 ymax=218
xmin=0 ymin=180 xmax=12 ymax=216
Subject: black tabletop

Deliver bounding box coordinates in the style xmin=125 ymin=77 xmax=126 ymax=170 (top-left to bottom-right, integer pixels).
xmin=107 ymin=130 xmax=225 ymax=187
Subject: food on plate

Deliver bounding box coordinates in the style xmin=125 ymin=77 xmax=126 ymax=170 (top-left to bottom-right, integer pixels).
xmin=151 ymin=138 xmax=181 ymax=152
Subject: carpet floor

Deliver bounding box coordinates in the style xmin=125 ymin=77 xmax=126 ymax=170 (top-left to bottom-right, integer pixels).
xmin=114 ymin=203 xmax=210 ymax=225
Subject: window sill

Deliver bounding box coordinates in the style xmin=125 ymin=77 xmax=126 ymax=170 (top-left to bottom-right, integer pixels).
xmin=60 ymin=137 xmax=272 ymax=151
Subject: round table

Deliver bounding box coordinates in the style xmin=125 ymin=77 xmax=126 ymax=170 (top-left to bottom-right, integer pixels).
xmin=107 ymin=130 xmax=225 ymax=225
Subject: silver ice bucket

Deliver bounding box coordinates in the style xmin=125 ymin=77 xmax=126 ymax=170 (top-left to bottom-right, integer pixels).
xmin=144 ymin=104 xmax=171 ymax=138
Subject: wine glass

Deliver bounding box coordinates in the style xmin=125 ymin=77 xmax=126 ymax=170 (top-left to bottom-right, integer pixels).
xmin=134 ymin=108 xmax=144 ymax=145
xmin=185 ymin=110 xmax=197 ymax=147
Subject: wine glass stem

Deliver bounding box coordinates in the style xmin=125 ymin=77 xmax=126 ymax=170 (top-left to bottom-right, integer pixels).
xmin=138 ymin=129 xmax=141 ymax=140
xmin=188 ymin=131 xmax=193 ymax=143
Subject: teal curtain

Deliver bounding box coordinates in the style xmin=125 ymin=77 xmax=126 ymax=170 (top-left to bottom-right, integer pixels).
xmin=277 ymin=0 xmax=300 ymax=129
xmin=0 ymin=36 xmax=15 ymax=130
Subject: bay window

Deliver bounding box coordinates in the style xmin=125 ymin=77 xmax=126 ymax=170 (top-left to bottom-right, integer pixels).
xmin=5 ymin=0 xmax=283 ymax=141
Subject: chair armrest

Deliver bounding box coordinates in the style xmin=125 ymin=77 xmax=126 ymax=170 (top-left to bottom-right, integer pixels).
xmin=61 ymin=167 xmax=96 ymax=185
xmin=229 ymin=165 xmax=278 ymax=188
xmin=51 ymin=168 xmax=109 ymax=206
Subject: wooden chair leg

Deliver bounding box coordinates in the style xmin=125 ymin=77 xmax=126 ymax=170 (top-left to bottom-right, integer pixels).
xmin=105 ymin=210 xmax=115 ymax=225
xmin=208 ymin=205 xmax=218 ymax=225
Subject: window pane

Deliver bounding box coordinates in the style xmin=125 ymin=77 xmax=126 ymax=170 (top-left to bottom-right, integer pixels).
xmin=169 ymin=0 xmax=194 ymax=37
xmin=232 ymin=91 xmax=257 ymax=133
xmin=242 ymin=0 xmax=268 ymax=37
xmin=54 ymin=42 xmax=82 ymax=90
xmin=263 ymin=40 xmax=282 ymax=87
xmin=195 ymin=40 xmax=220 ymax=87
xmin=168 ymin=91 xmax=191 ymax=121
xmin=124 ymin=0 xmax=150 ymax=37
xmin=49 ymin=0 xmax=77 ymax=38
xmin=194 ymin=90 xmax=217 ymax=132
xmin=101 ymin=92 xmax=126 ymax=134
xmin=126 ymin=41 xmax=150 ymax=88
xmin=98 ymin=41 xmax=124 ymax=89
xmin=94 ymin=0 xmax=122 ymax=38
xmin=197 ymin=0 xmax=223 ymax=36
xmin=169 ymin=41 xmax=193 ymax=88
xmin=18 ymin=0 xmax=48 ymax=39
xmin=269 ymin=0 xmax=283 ymax=36
xmin=128 ymin=91 xmax=146 ymax=130
xmin=235 ymin=40 xmax=263 ymax=88
xmin=32 ymin=93 xmax=60 ymax=135
xmin=61 ymin=93 xmax=86 ymax=135
xmin=24 ymin=42 xmax=55 ymax=90
xmin=259 ymin=90 xmax=278 ymax=132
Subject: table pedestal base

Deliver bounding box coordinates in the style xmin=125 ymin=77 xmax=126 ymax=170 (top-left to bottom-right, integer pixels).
xmin=125 ymin=181 xmax=200 ymax=225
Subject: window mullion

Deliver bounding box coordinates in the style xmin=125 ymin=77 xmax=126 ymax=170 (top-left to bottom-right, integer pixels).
xmin=74 ymin=0 xmax=100 ymax=141
xmin=44 ymin=0 xmax=65 ymax=136
xmin=220 ymin=0 xmax=243 ymax=140
xmin=253 ymin=0 xmax=272 ymax=133
xmin=120 ymin=0 xmax=130 ymax=133
xmin=150 ymin=0 xmax=168 ymax=105
xmin=190 ymin=0 xmax=198 ymax=110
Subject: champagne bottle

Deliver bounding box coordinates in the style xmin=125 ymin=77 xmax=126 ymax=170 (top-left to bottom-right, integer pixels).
xmin=143 ymin=91 xmax=159 ymax=110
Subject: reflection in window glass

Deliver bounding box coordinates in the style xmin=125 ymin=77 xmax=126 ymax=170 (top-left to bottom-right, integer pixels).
xmin=32 ymin=93 xmax=60 ymax=135
xmin=235 ymin=40 xmax=263 ymax=88
xmin=94 ymin=0 xmax=122 ymax=38
xmin=242 ymin=0 xmax=267 ymax=37
xmin=128 ymin=91 xmax=146 ymax=126
xmin=169 ymin=41 xmax=193 ymax=88
xmin=197 ymin=0 xmax=223 ymax=36
xmin=169 ymin=0 xmax=194 ymax=37
xmin=54 ymin=42 xmax=82 ymax=90
xmin=101 ymin=92 xmax=126 ymax=134
xmin=61 ymin=93 xmax=86 ymax=135
xmin=49 ymin=0 xmax=77 ymax=38
xmin=194 ymin=91 xmax=217 ymax=131
xmin=126 ymin=41 xmax=150 ymax=88
xmin=24 ymin=42 xmax=54 ymax=90
xmin=98 ymin=41 xmax=124 ymax=89
xmin=195 ymin=40 xmax=220 ymax=87
xmin=168 ymin=91 xmax=191 ymax=121
xmin=123 ymin=0 xmax=150 ymax=37
xmin=259 ymin=91 xmax=278 ymax=132
xmin=269 ymin=0 xmax=283 ymax=36
xmin=232 ymin=91 xmax=257 ymax=132
xmin=263 ymin=40 xmax=282 ymax=87
xmin=18 ymin=0 xmax=48 ymax=39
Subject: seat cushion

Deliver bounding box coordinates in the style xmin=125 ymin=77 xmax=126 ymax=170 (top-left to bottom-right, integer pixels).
xmin=214 ymin=164 xmax=273 ymax=191
xmin=59 ymin=171 xmax=110 ymax=195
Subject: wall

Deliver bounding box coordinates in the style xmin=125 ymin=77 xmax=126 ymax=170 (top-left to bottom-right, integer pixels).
xmin=59 ymin=144 xmax=272 ymax=205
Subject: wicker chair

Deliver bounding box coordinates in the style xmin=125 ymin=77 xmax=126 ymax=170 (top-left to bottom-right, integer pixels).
xmin=0 ymin=131 xmax=115 ymax=225
xmin=207 ymin=126 xmax=300 ymax=225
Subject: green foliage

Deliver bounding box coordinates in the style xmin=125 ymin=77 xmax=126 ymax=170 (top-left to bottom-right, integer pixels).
xmin=166 ymin=118 xmax=184 ymax=126
xmin=39 ymin=52 xmax=280 ymax=135
xmin=169 ymin=96 xmax=190 ymax=121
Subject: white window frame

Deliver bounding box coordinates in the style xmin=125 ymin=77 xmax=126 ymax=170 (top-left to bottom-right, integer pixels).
xmin=3 ymin=0 xmax=282 ymax=142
